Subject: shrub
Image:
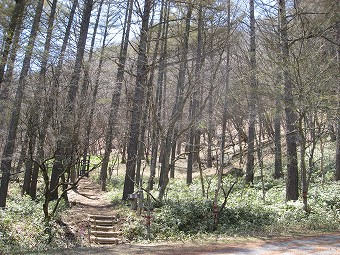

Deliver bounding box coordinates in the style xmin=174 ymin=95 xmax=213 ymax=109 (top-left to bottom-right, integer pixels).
xmin=0 ymin=188 xmax=73 ymax=253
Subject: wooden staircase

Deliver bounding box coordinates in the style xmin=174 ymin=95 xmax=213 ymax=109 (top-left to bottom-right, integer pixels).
xmin=88 ymin=214 xmax=121 ymax=245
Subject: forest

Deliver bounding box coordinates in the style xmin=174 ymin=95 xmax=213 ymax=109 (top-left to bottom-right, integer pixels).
xmin=0 ymin=0 xmax=339 ymax=253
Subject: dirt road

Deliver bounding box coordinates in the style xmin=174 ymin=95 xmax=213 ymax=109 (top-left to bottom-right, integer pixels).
xmin=49 ymin=178 xmax=339 ymax=255
xmin=36 ymin=233 xmax=340 ymax=255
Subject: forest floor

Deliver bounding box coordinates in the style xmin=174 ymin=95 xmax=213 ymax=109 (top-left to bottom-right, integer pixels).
xmin=49 ymin=176 xmax=340 ymax=255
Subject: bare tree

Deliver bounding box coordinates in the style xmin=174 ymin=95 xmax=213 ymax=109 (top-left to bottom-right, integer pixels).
xmin=23 ymin=0 xmax=58 ymax=197
xmin=82 ymin=1 xmax=109 ymax=187
xmin=0 ymin=0 xmax=26 ymax=87
xmin=0 ymin=0 xmax=44 ymax=207
xmin=213 ymin=0 xmax=231 ymax=229
xmin=50 ymin=0 xmax=94 ymax=201
xmin=278 ymin=0 xmax=299 ymax=201
xmin=158 ymin=3 xmax=192 ymax=201
xmin=335 ymin=0 xmax=340 ymax=181
xmin=245 ymin=0 xmax=257 ymax=184
xmin=122 ymin=0 xmax=153 ymax=200
xmin=100 ymin=0 xmax=134 ymax=191
xmin=149 ymin=0 xmax=169 ymax=191
xmin=274 ymin=71 xmax=283 ymax=179
xmin=29 ymin=0 xmax=79 ymax=200
xmin=187 ymin=4 xmax=204 ymax=185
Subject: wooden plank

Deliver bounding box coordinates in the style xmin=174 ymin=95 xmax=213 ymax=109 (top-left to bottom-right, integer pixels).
xmin=88 ymin=214 xmax=116 ymax=220
xmin=91 ymin=225 xmax=114 ymax=231
xmin=91 ymin=230 xmax=120 ymax=237
xmin=90 ymin=219 xmax=114 ymax=226
xmin=90 ymin=237 xmax=120 ymax=244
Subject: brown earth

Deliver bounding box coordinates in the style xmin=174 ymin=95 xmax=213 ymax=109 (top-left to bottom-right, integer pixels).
xmin=37 ymin=233 xmax=340 ymax=254
xmin=60 ymin=177 xmax=124 ymax=246
xmin=51 ymin=175 xmax=340 ymax=255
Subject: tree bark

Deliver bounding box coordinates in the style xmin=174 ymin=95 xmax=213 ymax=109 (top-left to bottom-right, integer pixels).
xmin=245 ymin=0 xmax=257 ymax=184
xmin=0 ymin=1 xmax=25 ymax=123
xmin=69 ymin=0 xmax=104 ymax=184
xmin=30 ymin=0 xmax=78 ymax=200
xmin=136 ymin=2 xmax=164 ymax=187
xmin=82 ymin=2 xmax=109 ymax=190
xmin=100 ymin=0 xmax=133 ymax=191
xmin=298 ymin=113 xmax=308 ymax=210
xmin=274 ymin=71 xmax=283 ymax=179
xmin=158 ymin=4 xmax=192 ymax=201
xmin=187 ymin=4 xmax=204 ymax=185
xmin=206 ymin=43 xmax=225 ymax=169
xmin=278 ymin=0 xmax=299 ymax=201
xmin=149 ymin=0 xmax=169 ymax=190
xmin=79 ymin=0 xmax=104 ymax=102
xmin=23 ymin=0 xmax=58 ymax=197
xmin=335 ymin=0 xmax=340 ymax=181
xmin=0 ymin=0 xmax=44 ymax=208
xmin=213 ymin=0 xmax=231 ymax=229
xmin=0 ymin=0 xmax=26 ymax=88
xmin=122 ymin=0 xmax=152 ymax=200
xmin=207 ymin=83 xmax=214 ymax=168
xmin=50 ymin=0 xmax=93 ymax=201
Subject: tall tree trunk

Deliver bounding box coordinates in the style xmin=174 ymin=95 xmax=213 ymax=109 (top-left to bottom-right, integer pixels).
xmin=278 ymin=0 xmax=299 ymax=201
xmin=207 ymin=84 xmax=213 ymax=168
xmin=335 ymin=1 xmax=340 ymax=181
xmin=82 ymin=3 xmax=109 ymax=190
xmin=70 ymin=0 xmax=103 ymax=184
xmin=100 ymin=0 xmax=133 ymax=191
xmin=69 ymin=0 xmax=104 ymax=184
xmin=30 ymin=0 xmax=78 ymax=200
xmin=298 ymin=113 xmax=307 ymax=210
xmin=122 ymin=0 xmax=152 ymax=200
xmin=50 ymin=0 xmax=93 ymax=201
xmin=274 ymin=71 xmax=283 ymax=179
xmin=206 ymin=45 xmax=224 ymax=169
xmin=170 ymin=132 xmax=177 ymax=179
xmin=187 ymin=4 xmax=204 ymax=185
xmin=15 ymin=132 xmax=28 ymax=174
xmin=257 ymin=115 xmax=266 ymax=203
xmin=213 ymin=0 xmax=231 ymax=229
xmin=79 ymin=0 xmax=104 ymax=101
xmin=23 ymin=0 xmax=58 ymax=197
xmin=0 ymin=0 xmax=44 ymax=208
xmin=168 ymin=4 xmax=193 ymax=181
xmin=136 ymin=2 xmax=163 ymax=187
xmin=336 ymin=106 xmax=340 ymax=180
xmin=149 ymin=0 xmax=169 ymax=190
xmin=0 ymin=2 xmax=25 ymax=125
xmin=0 ymin=0 xmax=26 ymax=88
xmin=245 ymin=0 xmax=257 ymax=184
xmin=158 ymin=4 xmax=192 ymax=201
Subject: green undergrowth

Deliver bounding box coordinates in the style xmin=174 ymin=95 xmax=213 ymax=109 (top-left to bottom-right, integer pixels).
xmin=1 ymin=151 xmax=339 ymax=251
xmin=0 ymin=182 xmax=74 ymax=254
xmin=106 ymin=174 xmax=340 ymax=242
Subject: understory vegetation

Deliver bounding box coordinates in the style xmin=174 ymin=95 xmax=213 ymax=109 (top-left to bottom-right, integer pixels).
xmin=114 ymin=176 xmax=340 ymax=242
xmin=106 ymin=147 xmax=340 ymax=242
xmin=0 ymin=185 xmax=73 ymax=253
xmin=1 ymin=0 xmax=339 ymax=253
xmin=1 ymin=146 xmax=339 ymax=252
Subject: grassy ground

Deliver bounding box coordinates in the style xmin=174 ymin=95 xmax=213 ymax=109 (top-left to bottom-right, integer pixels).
xmin=1 ymin=146 xmax=339 ymax=253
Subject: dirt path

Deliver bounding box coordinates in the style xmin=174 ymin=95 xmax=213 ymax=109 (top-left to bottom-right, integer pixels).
xmin=61 ymin=177 xmax=119 ymax=245
xmin=57 ymin=178 xmax=339 ymax=255
xmin=39 ymin=233 xmax=340 ymax=254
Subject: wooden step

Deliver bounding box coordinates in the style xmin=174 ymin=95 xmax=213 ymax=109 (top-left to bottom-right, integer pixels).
xmin=90 ymin=236 xmax=120 ymax=244
xmin=90 ymin=219 xmax=115 ymax=226
xmin=90 ymin=230 xmax=120 ymax=238
xmin=88 ymin=214 xmax=116 ymax=221
xmin=91 ymin=225 xmax=114 ymax=231
xmin=88 ymin=214 xmax=121 ymax=245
